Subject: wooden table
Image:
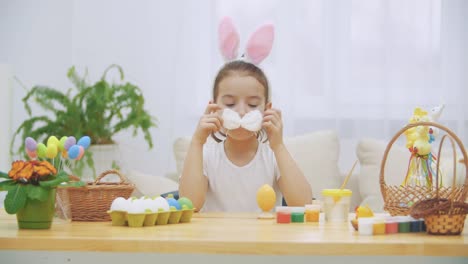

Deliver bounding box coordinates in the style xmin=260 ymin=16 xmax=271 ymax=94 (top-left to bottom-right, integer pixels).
xmin=0 ymin=210 xmax=467 ymax=257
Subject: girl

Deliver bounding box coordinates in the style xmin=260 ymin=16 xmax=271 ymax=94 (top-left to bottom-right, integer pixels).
xmin=178 ymin=18 xmax=312 ymax=212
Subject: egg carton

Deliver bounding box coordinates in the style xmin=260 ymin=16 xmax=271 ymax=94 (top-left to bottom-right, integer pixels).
xmin=107 ymin=208 xmax=195 ymax=227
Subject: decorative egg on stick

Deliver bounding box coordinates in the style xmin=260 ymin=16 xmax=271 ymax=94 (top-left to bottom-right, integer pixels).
xmin=256 ymin=184 xmax=276 ymax=219
xmin=25 ymin=137 xmax=38 ymax=159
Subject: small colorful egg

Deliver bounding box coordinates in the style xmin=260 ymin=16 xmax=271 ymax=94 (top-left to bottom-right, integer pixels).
xmin=64 ymin=136 xmax=76 ymax=150
xmin=25 ymin=137 xmax=37 ymax=151
xmin=153 ymin=196 xmax=170 ymax=211
xmin=37 ymin=143 xmax=47 ymax=158
xmin=256 ymin=184 xmax=276 ymax=212
xmin=47 ymin=136 xmax=60 ymax=147
xmin=178 ymin=197 xmax=194 ymax=210
xmin=140 ymin=197 xmax=157 ymax=213
xmin=166 ymin=195 xmax=181 ymax=210
xmin=58 ymin=136 xmax=68 ymax=151
xmin=26 ymin=149 xmax=37 ymax=159
xmin=77 ymin=136 xmax=91 ymax=149
xmin=68 ymin=145 xmax=80 ymax=159
xmin=128 ymin=199 xmax=146 ymax=214
xmin=110 ymin=197 xmax=130 ymax=211
xmin=45 ymin=144 xmax=58 ymax=159
xmin=76 ymin=146 xmax=85 ymax=160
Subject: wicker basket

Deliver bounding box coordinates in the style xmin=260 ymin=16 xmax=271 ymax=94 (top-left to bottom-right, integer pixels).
xmin=409 ymin=134 xmax=468 ymax=235
xmin=56 ymin=169 xmax=135 ymax=221
xmin=410 ymin=198 xmax=468 ymax=235
xmin=380 ymin=121 xmax=468 ymax=216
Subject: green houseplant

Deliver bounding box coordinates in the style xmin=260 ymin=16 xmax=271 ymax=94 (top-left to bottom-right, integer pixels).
xmin=10 ymin=64 xmax=158 ymax=177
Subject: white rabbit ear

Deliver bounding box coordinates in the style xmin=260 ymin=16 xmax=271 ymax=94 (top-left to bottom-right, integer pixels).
xmin=218 ymin=17 xmax=240 ymax=61
xmin=245 ymin=23 xmax=274 ymax=64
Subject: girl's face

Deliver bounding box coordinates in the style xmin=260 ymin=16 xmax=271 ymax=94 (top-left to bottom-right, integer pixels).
xmin=215 ymin=74 xmax=271 ymax=140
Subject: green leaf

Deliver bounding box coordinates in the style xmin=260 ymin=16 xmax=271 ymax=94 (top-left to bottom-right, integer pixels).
xmin=26 ymin=185 xmax=50 ymax=202
xmin=0 ymin=180 xmax=16 ymax=191
xmin=0 ymin=171 xmax=9 ymax=179
xmin=101 ymin=64 xmax=124 ymax=81
xmin=4 ymin=185 xmax=27 ymax=214
xmin=39 ymin=171 xmax=71 ymax=187
xmin=67 ymin=66 xmax=88 ymax=90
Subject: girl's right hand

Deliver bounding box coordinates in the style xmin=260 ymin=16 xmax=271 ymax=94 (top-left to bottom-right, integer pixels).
xmin=192 ymin=102 xmax=223 ymax=145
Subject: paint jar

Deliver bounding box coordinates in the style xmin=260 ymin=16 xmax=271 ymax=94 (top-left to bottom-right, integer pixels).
xmin=373 ymin=217 xmax=386 ymax=235
xmin=385 ymin=216 xmax=398 ymax=234
xmin=321 ymin=189 xmax=352 ymax=222
xmin=276 ymin=206 xmax=291 ymax=224
xmin=397 ymin=216 xmax=411 ymax=233
xmin=305 ymin=204 xmax=320 ymax=222
xmin=290 ymin=207 xmax=305 ymax=223
xmin=409 ymin=217 xmax=423 ymax=232
xmin=358 ymin=217 xmax=375 ymax=236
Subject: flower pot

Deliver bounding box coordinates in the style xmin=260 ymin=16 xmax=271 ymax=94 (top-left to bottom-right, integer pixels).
xmin=16 ymin=188 xmax=56 ymax=229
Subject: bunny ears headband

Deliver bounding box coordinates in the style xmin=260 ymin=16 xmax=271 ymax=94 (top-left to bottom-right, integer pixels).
xmin=218 ymin=17 xmax=275 ymax=65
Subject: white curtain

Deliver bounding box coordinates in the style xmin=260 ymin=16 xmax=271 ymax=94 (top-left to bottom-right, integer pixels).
xmin=0 ymin=64 xmax=13 ymax=171
xmin=0 ymin=0 xmax=466 ymax=177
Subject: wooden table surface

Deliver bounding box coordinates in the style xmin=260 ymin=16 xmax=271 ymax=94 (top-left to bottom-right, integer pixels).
xmin=0 ymin=210 xmax=467 ymax=256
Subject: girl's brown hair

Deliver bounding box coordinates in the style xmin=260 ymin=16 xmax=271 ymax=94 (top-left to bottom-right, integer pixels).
xmin=211 ymin=60 xmax=270 ymax=142
xmin=212 ymin=60 xmax=270 ymax=102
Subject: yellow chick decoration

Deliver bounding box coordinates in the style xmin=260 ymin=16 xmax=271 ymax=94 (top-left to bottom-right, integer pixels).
xmin=404 ymin=107 xmax=431 ymax=153
xmin=413 ymin=139 xmax=431 ymax=156
xmin=402 ymin=105 xmax=444 ymax=188
xmin=256 ymin=184 xmax=276 ymax=219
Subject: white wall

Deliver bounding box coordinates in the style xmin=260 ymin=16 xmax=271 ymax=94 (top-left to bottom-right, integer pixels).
xmin=0 ymin=0 xmax=74 ymax=169
xmin=0 ymin=64 xmax=13 ymax=170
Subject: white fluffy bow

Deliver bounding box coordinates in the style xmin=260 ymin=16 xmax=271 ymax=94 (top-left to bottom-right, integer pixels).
xmin=222 ymin=108 xmax=263 ymax=132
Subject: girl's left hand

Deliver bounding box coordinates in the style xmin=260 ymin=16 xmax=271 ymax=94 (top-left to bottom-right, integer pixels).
xmin=263 ymin=108 xmax=284 ymax=151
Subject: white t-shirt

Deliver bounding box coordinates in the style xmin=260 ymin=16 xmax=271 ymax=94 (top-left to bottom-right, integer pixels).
xmin=201 ymin=140 xmax=281 ymax=212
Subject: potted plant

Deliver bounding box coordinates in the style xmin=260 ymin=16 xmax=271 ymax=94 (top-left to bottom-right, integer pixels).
xmin=10 ymin=64 xmax=158 ymax=178
xmin=0 ymin=135 xmax=88 ymax=228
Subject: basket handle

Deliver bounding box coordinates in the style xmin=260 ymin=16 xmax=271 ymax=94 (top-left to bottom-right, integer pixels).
xmin=93 ymin=169 xmax=128 ymax=185
xmin=435 ymin=135 xmax=458 ymax=200
xmin=379 ymin=121 xmax=468 ymax=202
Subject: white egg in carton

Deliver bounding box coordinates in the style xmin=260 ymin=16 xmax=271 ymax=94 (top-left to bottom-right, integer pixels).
xmin=107 ymin=196 xmax=195 ymax=227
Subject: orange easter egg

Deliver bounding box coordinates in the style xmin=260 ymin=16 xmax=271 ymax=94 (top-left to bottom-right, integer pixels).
xmin=256 ymin=184 xmax=276 ymax=212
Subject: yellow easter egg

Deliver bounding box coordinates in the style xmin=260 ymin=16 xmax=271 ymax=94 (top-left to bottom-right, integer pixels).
xmin=356 ymin=205 xmax=374 ymax=218
xmin=256 ymin=184 xmax=276 ymax=212
xmin=47 ymin=136 xmax=60 ymax=147
xmin=45 ymin=144 xmax=58 ymax=159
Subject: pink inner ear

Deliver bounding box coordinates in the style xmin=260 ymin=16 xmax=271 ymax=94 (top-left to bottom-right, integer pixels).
xmin=218 ymin=17 xmax=240 ymax=61
xmin=245 ymin=23 xmax=275 ymax=64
